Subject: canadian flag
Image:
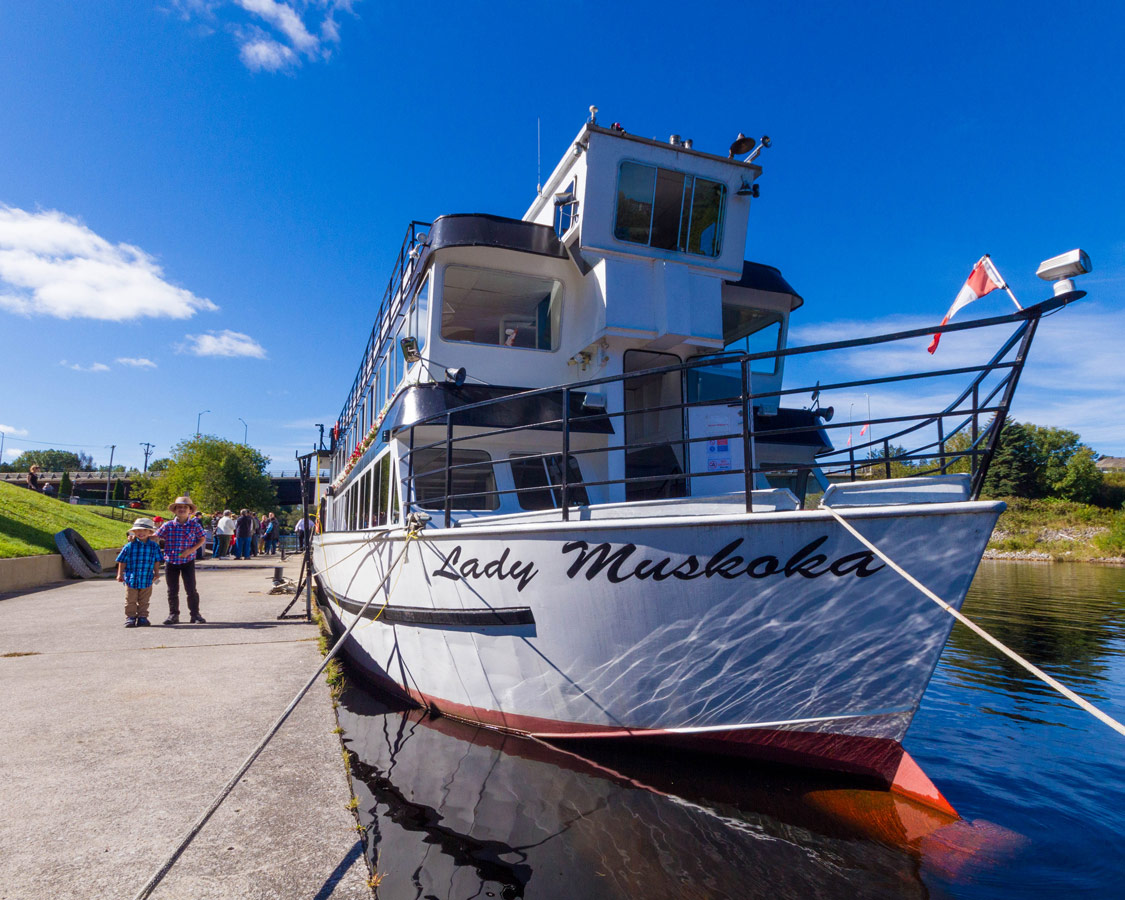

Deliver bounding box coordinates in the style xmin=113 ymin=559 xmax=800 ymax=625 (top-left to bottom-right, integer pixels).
xmin=928 ymin=256 xmax=1005 ymax=354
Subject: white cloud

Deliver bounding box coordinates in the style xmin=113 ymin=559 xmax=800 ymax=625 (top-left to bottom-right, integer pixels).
xmin=238 ymin=35 xmax=298 ymax=71
xmin=60 ymin=360 xmax=110 ymax=372
xmin=180 ymin=329 xmax=267 ymax=358
xmin=0 ymin=206 xmax=217 ymax=321
xmin=238 ymin=0 xmax=318 ymax=52
xmin=0 ymin=424 xmax=29 ymax=437
xmin=116 ymin=357 xmax=158 ymax=368
xmin=175 ymin=0 xmax=357 ymax=72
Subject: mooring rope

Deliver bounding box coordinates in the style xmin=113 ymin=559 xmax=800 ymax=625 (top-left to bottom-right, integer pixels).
xmin=130 ymin=534 xmax=416 ymax=900
xmin=825 ymin=506 xmax=1125 ymax=738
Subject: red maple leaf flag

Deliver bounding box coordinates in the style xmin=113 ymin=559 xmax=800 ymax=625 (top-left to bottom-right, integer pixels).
xmin=928 ymin=256 xmax=1005 ymax=354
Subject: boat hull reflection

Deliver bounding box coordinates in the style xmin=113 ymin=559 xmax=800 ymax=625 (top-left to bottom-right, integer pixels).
xmin=336 ymin=684 xmax=1014 ymax=900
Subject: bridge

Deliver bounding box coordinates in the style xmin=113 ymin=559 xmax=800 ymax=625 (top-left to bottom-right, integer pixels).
xmin=0 ymin=470 xmax=330 ymax=507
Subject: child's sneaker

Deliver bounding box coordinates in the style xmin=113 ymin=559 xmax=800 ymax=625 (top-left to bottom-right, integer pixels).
xmin=125 ymin=617 xmax=137 ymax=628
xmin=137 ymin=617 xmax=151 ymax=627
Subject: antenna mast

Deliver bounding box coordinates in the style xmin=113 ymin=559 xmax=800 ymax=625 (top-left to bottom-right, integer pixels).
xmin=536 ymin=117 xmax=542 ymax=196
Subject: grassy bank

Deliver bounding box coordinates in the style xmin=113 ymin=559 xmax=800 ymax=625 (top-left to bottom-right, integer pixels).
xmin=0 ymin=482 xmax=135 ymax=558
xmin=988 ymin=497 xmax=1125 ymax=561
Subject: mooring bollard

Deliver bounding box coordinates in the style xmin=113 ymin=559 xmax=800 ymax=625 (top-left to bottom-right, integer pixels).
xmin=272 ymin=566 xmax=284 ymax=585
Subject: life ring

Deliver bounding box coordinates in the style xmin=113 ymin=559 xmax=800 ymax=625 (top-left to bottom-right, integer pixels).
xmin=54 ymin=528 xmax=103 ymax=578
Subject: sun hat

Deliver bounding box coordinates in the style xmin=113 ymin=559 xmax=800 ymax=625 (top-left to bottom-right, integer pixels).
xmin=168 ymin=495 xmax=197 ymax=513
xmin=129 ymin=517 xmax=157 ymax=533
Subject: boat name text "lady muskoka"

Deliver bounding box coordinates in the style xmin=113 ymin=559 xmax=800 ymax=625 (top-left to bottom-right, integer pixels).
xmin=431 ymin=536 xmax=886 ymax=592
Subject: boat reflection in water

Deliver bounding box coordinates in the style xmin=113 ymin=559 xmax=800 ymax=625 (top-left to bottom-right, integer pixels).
xmin=336 ymin=685 xmax=1021 ymax=900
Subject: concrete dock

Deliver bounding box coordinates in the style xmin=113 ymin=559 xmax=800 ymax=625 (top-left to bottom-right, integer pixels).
xmin=0 ymin=558 xmax=373 ymax=900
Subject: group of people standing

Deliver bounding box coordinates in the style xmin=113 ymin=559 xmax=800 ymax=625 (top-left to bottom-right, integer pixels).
xmin=208 ymin=509 xmax=281 ymax=559
xmin=115 ymin=498 xmax=299 ymax=628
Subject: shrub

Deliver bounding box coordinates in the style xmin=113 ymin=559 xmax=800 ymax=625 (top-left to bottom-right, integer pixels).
xmin=1094 ymin=511 xmax=1125 ymax=557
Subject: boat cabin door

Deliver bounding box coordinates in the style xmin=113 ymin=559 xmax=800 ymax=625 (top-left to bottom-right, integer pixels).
xmin=623 ymin=350 xmax=687 ymax=501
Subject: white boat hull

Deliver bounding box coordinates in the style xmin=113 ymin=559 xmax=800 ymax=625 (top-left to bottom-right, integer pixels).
xmin=313 ymin=500 xmax=1000 ymax=809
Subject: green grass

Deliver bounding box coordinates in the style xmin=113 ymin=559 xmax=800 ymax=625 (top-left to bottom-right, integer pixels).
xmin=987 ymin=497 xmax=1122 ymax=559
xmin=0 ymin=482 xmax=132 ymax=558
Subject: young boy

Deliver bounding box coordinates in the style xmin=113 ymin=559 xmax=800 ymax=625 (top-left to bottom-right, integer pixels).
xmin=115 ymin=517 xmax=163 ymax=628
xmin=157 ymin=495 xmax=208 ymax=625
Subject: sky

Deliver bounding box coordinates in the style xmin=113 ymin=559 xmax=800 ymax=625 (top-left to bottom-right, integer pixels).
xmin=1 ymin=0 xmax=1123 ymax=472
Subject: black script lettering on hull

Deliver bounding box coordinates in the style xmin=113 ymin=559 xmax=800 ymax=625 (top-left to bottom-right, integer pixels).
xmin=432 ymin=545 xmax=539 ymax=592
xmin=561 ymin=537 xmax=884 ymax=584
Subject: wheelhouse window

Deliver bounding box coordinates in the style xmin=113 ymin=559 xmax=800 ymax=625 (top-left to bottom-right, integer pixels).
xmin=509 ymin=453 xmax=589 ymax=510
xmin=441 ymin=266 xmax=562 ymax=351
xmin=412 ymin=447 xmax=499 ymax=511
xmin=614 ymin=161 xmax=725 ymax=257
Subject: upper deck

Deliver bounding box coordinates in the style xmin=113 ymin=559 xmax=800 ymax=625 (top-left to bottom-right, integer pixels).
xmin=330 ymin=120 xmax=798 ymax=479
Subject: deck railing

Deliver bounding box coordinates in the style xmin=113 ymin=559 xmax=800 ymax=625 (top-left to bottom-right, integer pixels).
xmin=334 ymin=220 xmax=432 ymax=456
xmin=378 ymin=292 xmax=1080 ymax=527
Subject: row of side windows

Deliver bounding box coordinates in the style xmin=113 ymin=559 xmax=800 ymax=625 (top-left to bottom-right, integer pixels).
xmin=339 ymin=453 xmax=399 ymax=530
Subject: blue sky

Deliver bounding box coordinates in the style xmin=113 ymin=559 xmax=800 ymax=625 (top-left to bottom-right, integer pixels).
xmin=1 ymin=0 xmax=1123 ymax=471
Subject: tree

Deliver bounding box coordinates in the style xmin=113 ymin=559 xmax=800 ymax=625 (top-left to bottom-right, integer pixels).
xmin=113 ymin=480 xmax=126 ymax=502
xmin=11 ymin=449 xmax=94 ymax=471
xmin=1024 ymin=425 xmax=1085 ymax=496
xmin=133 ymin=434 xmax=275 ymax=513
xmin=147 ymin=458 xmax=172 ymax=473
xmin=1052 ymin=446 xmax=1103 ymax=504
xmin=59 ymin=470 xmax=73 ymax=500
xmin=982 ymin=422 xmax=1040 ymax=498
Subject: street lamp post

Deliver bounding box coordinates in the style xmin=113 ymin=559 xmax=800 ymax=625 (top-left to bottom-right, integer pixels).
xmin=238 ymin=417 xmax=248 ymax=445
xmin=196 ymin=410 xmax=210 ymax=436
xmin=104 ymin=444 xmax=116 ymax=505
xmin=864 ymin=393 xmax=872 ymax=440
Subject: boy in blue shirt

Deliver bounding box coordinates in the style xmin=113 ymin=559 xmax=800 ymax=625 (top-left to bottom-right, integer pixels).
xmin=115 ymin=517 xmax=163 ymax=628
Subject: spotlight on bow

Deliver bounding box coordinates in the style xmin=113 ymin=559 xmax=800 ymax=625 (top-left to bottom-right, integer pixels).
xmin=399 ymin=336 xmax=421 ymax=364
xmin=445 ymin=366 xmax=467 ymax=387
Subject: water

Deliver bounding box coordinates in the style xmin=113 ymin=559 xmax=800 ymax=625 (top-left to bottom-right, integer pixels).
xmin=335 ymin=560 xmax=1125 ymax=898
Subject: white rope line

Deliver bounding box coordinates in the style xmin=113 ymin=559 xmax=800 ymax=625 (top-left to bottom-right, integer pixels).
xmin=825 ymin=506 xmax=1125 ymax=739
xmin=130 ymin=538 xmax=414 ymax=900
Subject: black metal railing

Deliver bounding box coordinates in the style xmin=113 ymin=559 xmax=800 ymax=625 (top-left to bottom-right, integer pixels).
xmin=334 ymin=220 xmax=432 ymax=456
xmin=337 ymin=291 xmax=1079 ymax=529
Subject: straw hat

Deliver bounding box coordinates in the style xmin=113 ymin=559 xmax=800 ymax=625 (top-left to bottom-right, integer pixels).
xmin=29 ymin=464 xmax=41 ymax=473
xmin=129 ymin=517 xmax=157 ymax=533
xmin=168 ymin=495 xmax=197 ymax=513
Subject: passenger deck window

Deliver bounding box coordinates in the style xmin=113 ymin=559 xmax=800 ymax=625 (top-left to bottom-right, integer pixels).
xmin=441 ymin=266 xmax=562 ymax=351
xmin=614 ymin=161 xmax=725 ymax=257
xmin=509 ymin=454 xmax=589 ymax=510
xmin=412 ymin=447 xmax=499 ymax=511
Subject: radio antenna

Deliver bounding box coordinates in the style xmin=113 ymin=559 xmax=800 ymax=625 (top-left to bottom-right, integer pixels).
xmin=536 ymin=117 xmax=542 ymax=196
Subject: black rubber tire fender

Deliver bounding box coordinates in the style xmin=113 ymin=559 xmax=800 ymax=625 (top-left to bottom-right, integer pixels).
xmin=54 ymin=528 xmax=102 ymax=578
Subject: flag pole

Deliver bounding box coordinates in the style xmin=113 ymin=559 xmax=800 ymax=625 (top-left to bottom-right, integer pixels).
xmin=982 ymin=254 xmax=1022 ymax=311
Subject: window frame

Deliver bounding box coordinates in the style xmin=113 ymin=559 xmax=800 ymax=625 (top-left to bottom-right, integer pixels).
xmin=438 ymin=264 xmax=564 ymax=353
xmin=612 ymin=159 xmax=727 ymax=259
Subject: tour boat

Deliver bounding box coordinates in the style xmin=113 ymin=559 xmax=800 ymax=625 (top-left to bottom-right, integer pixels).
xmin=311 ymin=109 xmax=1090 ymax=813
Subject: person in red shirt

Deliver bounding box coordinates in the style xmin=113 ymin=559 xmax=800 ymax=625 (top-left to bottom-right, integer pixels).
xmin=156 ymin=495 xmax=207 ymax=625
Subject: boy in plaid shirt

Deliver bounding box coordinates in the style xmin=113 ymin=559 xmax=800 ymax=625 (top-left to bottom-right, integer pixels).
xmin=116 ymin=517 xmax=163 ymax=628
xmin=157 ymin=495 xmax=208 ymax=625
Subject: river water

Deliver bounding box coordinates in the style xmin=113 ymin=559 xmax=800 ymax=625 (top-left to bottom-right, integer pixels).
xmin=335 ymin=560 xmax=1125 ymax=898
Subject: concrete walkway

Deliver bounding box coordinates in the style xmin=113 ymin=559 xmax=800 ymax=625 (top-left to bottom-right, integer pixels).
xmin=0 ymin=557 xmax=372 ymax=900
